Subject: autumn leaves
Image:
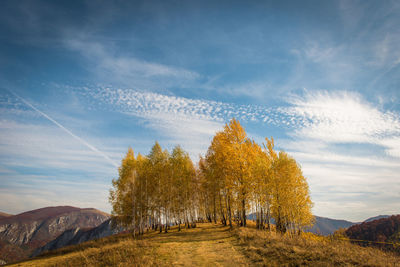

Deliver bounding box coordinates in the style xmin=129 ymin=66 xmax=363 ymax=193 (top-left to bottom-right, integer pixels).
xmin=110 ymin=118 xmax=313 ymax=236
xmin=109 ymin=144 xmax=197 ymax=236
xmin=201 ymin=119 xmax=313 ymax=234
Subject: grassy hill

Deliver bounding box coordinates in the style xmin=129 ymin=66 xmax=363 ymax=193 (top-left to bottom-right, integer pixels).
xmin=11 ymin=223 xmax=400 ymax=266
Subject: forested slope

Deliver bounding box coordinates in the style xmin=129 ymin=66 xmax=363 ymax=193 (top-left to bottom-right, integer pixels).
xmin=346 ymin=215 xmax=400 ymax=249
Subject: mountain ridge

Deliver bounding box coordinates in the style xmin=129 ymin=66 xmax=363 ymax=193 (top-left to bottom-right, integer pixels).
xmin=346 ymin=214 xmax=400 ymax=248
xmin=33 ymin=219 xmax=123 ymax=257
xmin=2 ymin=206 xmax=397 ymax=264
xmin=363 ymin=215 xmax=390 ymax=223
xmin=0 ymin=206 xmax=109 ymax=264
xmin=307 ymin=215 xmax=355 ymax=235
xmin=248 ymin=213 xmax=355 ymax=235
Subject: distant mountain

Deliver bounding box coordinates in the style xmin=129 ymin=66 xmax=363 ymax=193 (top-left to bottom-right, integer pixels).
xmin=0 ymin=212 xmax=12 ymax=220
xmin=307 ymin=216 xmax=355 ymax=235
xmin=363 ymin=215 xmax=390 ymax=223
xmin=0 ymin=206 xmax=109 ymax=264
xmin=345 ymin=215 xmax=400 ymax=250
xmin=246 ymin=213 xmax=275 ymax=224
xmin=33 ymin=219 xmax=124 ymax=257
xmin=247 ymin=213 xmax=355 ymax=235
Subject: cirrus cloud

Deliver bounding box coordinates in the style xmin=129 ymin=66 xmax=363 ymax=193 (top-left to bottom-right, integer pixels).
xmin=282 ymin=90 xmax=400 ymax=158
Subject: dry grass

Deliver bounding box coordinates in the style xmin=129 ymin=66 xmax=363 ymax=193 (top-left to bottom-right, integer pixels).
xmin=10 ymin=223 xmax=250 ymax=267
xmin=9 ymin=222 xmax=400 ymax=267
xmin=11 ymin=238 xmax=158 ymax=267
xmin=149 ymin=223 xmax=250 ymax=266
xmin=234 ymin=225 xmax=400 ymax=266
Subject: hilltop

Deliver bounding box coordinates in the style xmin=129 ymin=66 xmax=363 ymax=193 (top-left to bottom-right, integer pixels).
xmin=308 ymin=216 xmax=355 ymax=235
xmin=363 ymin=215 xmax=391 ymax=223
xmin=346 ymin=215 xmax=400 ymax=248
xmin=13 ymin=222 xmax=400 ymax=266
xmin=0 ymin=206 xmax=109 ymax=264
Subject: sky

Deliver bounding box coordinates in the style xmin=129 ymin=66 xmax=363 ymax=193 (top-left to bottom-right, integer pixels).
xmin=0 ymin=0 xmax=399 ymax=222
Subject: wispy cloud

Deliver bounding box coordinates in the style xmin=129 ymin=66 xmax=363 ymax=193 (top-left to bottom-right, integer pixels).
xmin=9 ymin=90 xmax=118 ymax=168
xmin=278 ymin=90 xmax=400 ymax=220
xmin=74 ymin=86 xmax=285 ymax=158
xmin=0 ymin=119 xmax=118 ymax=174
xmin=281 ymin=90 xmax=400 ymax=157
xmin=0 ymin=179 xmax=111 ymax=214
xmin=64 ymin=38 xmax=200 ymax=88
xmin=0 ymin=117 xmax=121 ymax=214
xmin=2 ymin=86 xmax=400 ymax=219
xmin=77 ymin=86 xmax=281 ymax=123
xmin=76 ymin=87 xmax=400 ymax=159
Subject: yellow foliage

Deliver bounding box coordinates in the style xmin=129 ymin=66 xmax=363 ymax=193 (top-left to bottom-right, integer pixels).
xmin=110 ymin=118 xmax=314 ymax=237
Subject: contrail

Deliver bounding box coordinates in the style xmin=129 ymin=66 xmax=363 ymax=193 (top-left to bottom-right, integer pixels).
xmin=9 ymin=90 xmax=119 ymax=168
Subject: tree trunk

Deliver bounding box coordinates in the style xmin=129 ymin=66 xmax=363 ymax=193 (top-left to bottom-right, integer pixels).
xmin=219 ymin=194 xmax=226 ymax=226
xmin=227 ymin=195 xmax=232 ymax=228
xmin=213 ymin=194 xmax=217 ymax=223
xmin=267 ymin=204 xmax=271 ymax=232
xmin=242 ymin=198 xmax=246 ymax=227
xmin=164 ymin=212 xmax=168 ymax=233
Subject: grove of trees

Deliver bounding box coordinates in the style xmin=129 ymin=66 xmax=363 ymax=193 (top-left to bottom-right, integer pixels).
xmin=109 ymin=118 xmax=313 ymax=236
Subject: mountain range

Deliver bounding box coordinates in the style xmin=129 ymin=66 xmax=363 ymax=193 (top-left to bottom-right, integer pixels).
xmin=307 ymin=216 xmax=355 ymax=235
xmin=247 ymin=213 xmax=394 ymax=236
xmin=0 ymin=206 xmax=396 ymax=265
xmin=247 ymin=213 xmax=355 ymax=235
xmin=32 ymin=218 xmax=123 ymax=257
xmin=0 ymin=206 xmax=109 ymax=264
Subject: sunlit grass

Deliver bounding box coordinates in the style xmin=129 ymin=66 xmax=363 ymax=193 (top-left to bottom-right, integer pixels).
xmin=11 ymin=222 xmax=400 ymax=267
xmin=235 ymin=223 xmax=400 ymax=266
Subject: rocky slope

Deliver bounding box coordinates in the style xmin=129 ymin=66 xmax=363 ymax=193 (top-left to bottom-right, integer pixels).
xmin=33 ymin=219 xmax=123 ymax=257
xmin=0 ymin=206 xmax=109 ymax=264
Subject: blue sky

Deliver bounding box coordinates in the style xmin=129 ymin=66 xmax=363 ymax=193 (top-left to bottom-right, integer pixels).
xmin=0 ymin=0 xmax=399 ymax=221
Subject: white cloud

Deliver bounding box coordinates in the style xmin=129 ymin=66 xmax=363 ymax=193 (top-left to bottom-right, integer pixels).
xmin=279 ymin=90 xmax=400 ymax=220
xmin=139 ymin=113 xmax=223 ymax=159
xmin=79 ymin=87 xmax=230 ymax=158
xmin=0 ymin=118 xmax=119 ymax=214
xmin=2 ymin=87 xmax=400 ymax=220
xmin=282 ymin=90 xmax=400 ymax=157
xmin=11 ymin=91 xmax=118 ymax=168
xmin=378 ymin=137 xmax=400 ymax=158
xmin=78 ymin=86 xmax=281 ymax=123
xmin=0 ymin=119 xmax=118 ymax=173
xmin=75 ymin=87 xmax=279 ymax=157
xmin=0 ymin=180 xmax=111 ymax=214
xmin=64 ymin=38 xmax=199 ymax=87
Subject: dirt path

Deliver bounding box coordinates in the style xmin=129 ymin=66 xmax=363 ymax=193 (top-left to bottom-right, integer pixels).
xmin=144 ymin=223 xmax=250 ymax=266
xmin=11 ymin=223 xmax=252 ymax=267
